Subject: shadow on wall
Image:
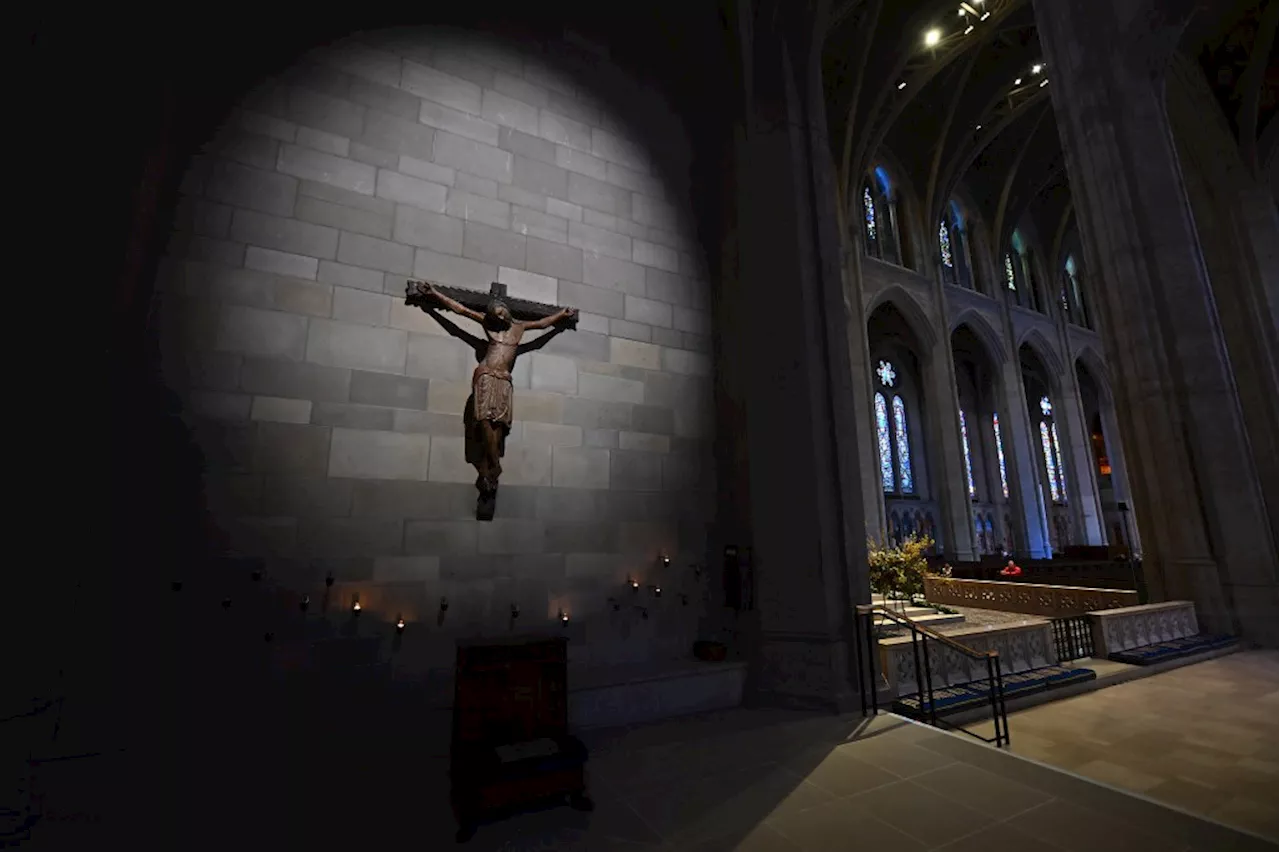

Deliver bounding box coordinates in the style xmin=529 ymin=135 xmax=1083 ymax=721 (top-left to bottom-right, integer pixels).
xmin=149 ymin=24 xmax=722 ymax=685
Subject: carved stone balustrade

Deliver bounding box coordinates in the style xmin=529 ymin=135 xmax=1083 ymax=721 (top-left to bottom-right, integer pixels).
xmin=924 ymin=576 xmax=1138 ymax=617
xmin=1085 ymin=601 xmax=1200 ymax=658
xmin=877 ymin=620 xmax=1054 ymax=698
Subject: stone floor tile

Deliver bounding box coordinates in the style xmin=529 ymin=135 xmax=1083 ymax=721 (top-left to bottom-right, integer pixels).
xmin=1003 ymin=799 xmax=1193 ymax=852
xmin=844 ymin=779 xmax=995 ymax=848
xmin=765 ymin=798 xmax=927 ymax=852
xmin=932 ymin=820 xmax=1061 ymax=852
xmin=908 ymin=760 xmax=1053 ymax=819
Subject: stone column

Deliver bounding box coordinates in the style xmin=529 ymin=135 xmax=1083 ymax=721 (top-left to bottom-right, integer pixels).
xmin=1000 ymin=358 xmax=1053 ymax=559
xmin=1035 ymin=0 xmax=1277 ymax=643
xmin=1057 ymin=358 xmax=1105 ymax=545
xmin=926 ymin=341 xmax=978 ymax=562
xmin=730 ymin=0 xmax=869 ymax=709
xmin=844 ymin=247 xmax=887 ymax=544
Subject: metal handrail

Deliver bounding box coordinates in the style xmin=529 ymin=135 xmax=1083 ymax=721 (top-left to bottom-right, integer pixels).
xmin=857 ymin=604 xmax=997 ymax=658
xmin=855 ymin=602 xmax=1009 ymax=748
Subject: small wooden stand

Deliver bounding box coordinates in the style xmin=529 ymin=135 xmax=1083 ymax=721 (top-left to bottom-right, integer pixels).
xmin=450 ymin=635 xmax=591 ymax=842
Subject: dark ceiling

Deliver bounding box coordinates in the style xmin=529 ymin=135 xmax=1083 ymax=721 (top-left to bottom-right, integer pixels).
xmin=821 ymin=0 xmax=1277 ymax=265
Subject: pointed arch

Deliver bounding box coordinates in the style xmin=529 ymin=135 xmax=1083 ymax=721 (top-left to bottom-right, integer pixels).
xmin=865 ymin=286 xmax=939 ymax=351
xmin=1072 ymin=345 xmax=1114 ymax=405
xmin=1017 ymin=327 xmax=1065 ymax=383
xmin=948 ymin=309 xmax=1007 ymax=367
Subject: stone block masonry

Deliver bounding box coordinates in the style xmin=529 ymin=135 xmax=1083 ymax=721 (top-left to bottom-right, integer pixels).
xmin=155 ymin=27 xmax=716 ymax=679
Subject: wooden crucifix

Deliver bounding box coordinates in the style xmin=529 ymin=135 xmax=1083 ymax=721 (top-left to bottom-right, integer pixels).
xmin=405 ymin=280 xmax=577 ymax=521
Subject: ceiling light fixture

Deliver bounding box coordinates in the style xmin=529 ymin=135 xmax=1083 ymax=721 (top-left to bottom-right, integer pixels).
xmin=964 ymin=25 xmax=974 ymax=35
xmin=897 ymin=81 xmax=907 ymax=90
xmin=980 ymin=11 xmax=990 ymax=20
xmin=958 ymin=8 xmax=966 ymax=16
xmin=924 ymin=29 xmax=941 ymax=47
xmin=1014 ymin=78 xmax=1022 ymax=86
xmin=975 ymin=124 xmax=982 ymax=130
xmin=1032 ymin=64 xmax=1043 ymax=74
xmin=1039 ymin=79 xmax=1048 ymax=87
xmin=960 ymin=2 xmax=980 ymax=14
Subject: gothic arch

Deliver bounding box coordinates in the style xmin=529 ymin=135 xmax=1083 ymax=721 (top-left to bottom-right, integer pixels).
xmin=1072 ymin=345 xmax=1114 ymax=404
xmin=1016 ymin=327 xmax=1065 ymax=382
xmin=865 ymin=286 xmax=939 ymax=351
xmin=948 ymin=310 xmax=1007 ymax=367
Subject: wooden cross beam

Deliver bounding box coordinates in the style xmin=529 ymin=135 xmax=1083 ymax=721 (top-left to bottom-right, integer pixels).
xmin=404 ymin=280 xmax=578 ymax=328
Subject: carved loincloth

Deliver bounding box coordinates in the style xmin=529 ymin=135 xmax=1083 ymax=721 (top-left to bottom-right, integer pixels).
xmin=471 ymin=365 xmax=513 ymax=424
xmin=464 ymin=365 xmax=512 ymax=466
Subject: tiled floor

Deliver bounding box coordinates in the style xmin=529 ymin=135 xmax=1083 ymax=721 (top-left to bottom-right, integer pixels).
xmin=25 ymin=656 xmax=1276 ymax=850
xmin=965 ymin=649 xmax=1278 ymax=842
xmin=410 ymin=707 xmax=1271 ymax=850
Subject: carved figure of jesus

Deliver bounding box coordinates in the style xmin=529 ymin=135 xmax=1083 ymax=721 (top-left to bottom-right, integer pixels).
xmin=408 ymin=280 xmax=576 ymax=520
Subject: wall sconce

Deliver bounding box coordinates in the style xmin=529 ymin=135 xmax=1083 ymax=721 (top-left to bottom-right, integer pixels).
xmin=559 ymin=609 xmax=570 ymax=626
xmin=440 ymin=597 xmax=449 ymax=613
xmin=251 ymin=566 xmax=263 ymax=582
xmin=510 ymin=603 xmax=520 ymax=621
xmin=352 ymin=597 xmax=362 ymax=617
xmin=396 ymin=615 xmax=406 ymax=634
xmin=299 ymin=595 xmax=310 ymax=613
xmin=660 ymin=554 xmax=670 ymax=568
xmin=325 ymin=572 xmax=335 ymax=588
xmin=680 ymin=593 xmax=689 ymax=606
xmin=649 ymin=585 xmax=662 ymax=598
xmin=608 ymin=597 xmax=620 ymax=612
xmin=637 ymin=606 xmax=649 ymax=620
xmin=692 ymin=564 xmax=702 ymax=579
xmin=628 ymin=577 xmax=640 ymax=593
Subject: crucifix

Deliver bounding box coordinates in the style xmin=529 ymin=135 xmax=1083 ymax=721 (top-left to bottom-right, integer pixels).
xmin=405 ymin=280 xmax=577 ymax=521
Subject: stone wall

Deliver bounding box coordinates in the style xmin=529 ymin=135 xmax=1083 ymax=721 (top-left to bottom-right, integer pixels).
xmin=153 ymin=27 xmax=718 ymax=675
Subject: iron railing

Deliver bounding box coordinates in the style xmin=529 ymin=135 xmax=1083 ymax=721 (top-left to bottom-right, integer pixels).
xmin=855 ymin=603 xmax=1009 ymax=748
xmin=1051 ymin=615 xmax=1094 ymax=663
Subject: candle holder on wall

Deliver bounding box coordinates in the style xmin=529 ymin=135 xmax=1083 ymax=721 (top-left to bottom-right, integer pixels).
xmin=299 ymin=594 xmax=310 ymax=613
xmin=649 ymin=585 xmax=662 ymax=598
xmin=438 ymin=597 xmax=449 ymax=627
xmin=660 ymin=554 xmax=671 ymax=568
xmin=558 ymin=609 xmax=570 ymax=626
xmin=393 ymin=615 xmax=405 ymax=653
xmin=627 ymin=577 xmax=640 ymax=593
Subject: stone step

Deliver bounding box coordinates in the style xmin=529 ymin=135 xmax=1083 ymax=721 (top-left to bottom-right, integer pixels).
xmin=873 ymin=612 xmax=966 ymax=629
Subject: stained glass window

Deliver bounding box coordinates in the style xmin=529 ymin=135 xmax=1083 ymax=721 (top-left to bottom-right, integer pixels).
xmin=1040 ymin=421 xmax=1061 ymax=502
xmin=959 ymin=409 xmax=976 ymax=497
xmin=939 ymin=221 xmax=953 ymax=268
xmin=993 ymin=413 xmax=1009 ymax=499
xmin=863 ymin=186 xmax=877 ymax=242
xmin=1040 ymin=395 xmax=1052 ymax=417
xmin=1051 ymin=422 xmax=1067 ymax=499
xmin=893 ymin=395 xmax=914 ymax=494
xmin=876 ymin=360 xmax=896 ymax=387
xmin=1004 ymin=254 xmax=1016 ymax=290
xmin=875 ymin=393 xmax=893 ymax=492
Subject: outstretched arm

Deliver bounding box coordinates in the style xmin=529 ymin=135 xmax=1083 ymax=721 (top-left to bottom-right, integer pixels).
xmin=521 ymin=306 xmax=577 ymax=331
xmin=423 ymin=308 xmax=487 ymax=360
xmin=409 ymin=280 xmax=484 ymax=323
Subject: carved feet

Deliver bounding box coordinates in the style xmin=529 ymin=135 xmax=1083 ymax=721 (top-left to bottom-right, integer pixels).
xmin=475 ymin=476 xmax=499 ymax=522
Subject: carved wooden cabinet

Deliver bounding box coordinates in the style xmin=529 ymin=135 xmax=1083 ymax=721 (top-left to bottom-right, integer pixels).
xmin=450 ymin=635 xmax=591 ymax=841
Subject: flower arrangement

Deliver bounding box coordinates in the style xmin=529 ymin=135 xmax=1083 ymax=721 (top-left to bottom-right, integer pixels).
xmin=867 ymin=534 xmax=936 ymax=602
